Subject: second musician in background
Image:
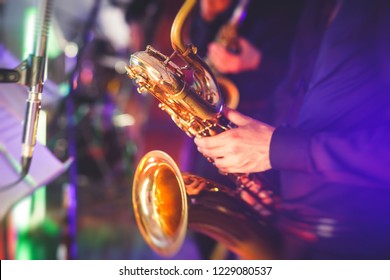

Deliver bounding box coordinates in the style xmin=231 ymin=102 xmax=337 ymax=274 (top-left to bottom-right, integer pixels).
xmin=189 ymin=0 xmax=305 ymax=121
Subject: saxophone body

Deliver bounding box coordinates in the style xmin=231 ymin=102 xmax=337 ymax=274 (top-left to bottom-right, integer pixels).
xmin=126 ymin=0 xmax=279 ymax=259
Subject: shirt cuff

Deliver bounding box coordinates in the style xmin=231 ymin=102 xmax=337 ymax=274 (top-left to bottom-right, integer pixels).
xmin=270 ymin=126 xmax=312 ymax=172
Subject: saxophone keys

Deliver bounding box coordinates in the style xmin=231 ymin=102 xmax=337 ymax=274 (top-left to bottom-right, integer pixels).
xmin=125 ymin=66 xmax=134 ymax=78
xmin=137 ymin=86 xmax=147 ymax=94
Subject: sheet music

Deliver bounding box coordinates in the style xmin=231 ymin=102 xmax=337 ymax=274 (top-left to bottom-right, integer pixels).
xmin=0 ymin=105 xmax=70 ymax=221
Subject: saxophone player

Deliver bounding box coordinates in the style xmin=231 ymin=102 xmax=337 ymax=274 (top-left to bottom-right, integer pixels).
xmin=194 ymin=0 xmax=390 ymax=259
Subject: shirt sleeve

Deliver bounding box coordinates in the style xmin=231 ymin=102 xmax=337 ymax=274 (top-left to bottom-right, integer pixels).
xmin=270 ymin=121 xmax=390 ymax=186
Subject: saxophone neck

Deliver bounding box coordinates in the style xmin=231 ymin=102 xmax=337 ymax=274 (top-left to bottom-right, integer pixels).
xmin=171 ymin=0 xmax=197 ymax=55
xmin=169 ymin=0 xmax=224 ymax=115
xmin=170 ymin=0 xmax=204 ymax=86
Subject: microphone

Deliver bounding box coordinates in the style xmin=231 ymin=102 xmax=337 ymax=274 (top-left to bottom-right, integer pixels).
xmin=21 ymin=0 xmax=53 ymax=175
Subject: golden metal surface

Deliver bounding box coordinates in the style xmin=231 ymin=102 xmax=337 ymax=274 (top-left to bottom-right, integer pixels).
xmin=132 ymin=150 xmax=188 ymax=257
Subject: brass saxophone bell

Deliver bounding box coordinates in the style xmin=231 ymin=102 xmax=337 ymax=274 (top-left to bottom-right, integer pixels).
xmin=132 ymin=150 xmax=188 ymax=257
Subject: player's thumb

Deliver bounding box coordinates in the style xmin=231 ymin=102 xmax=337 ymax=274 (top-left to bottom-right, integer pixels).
xmin=223 ymin=107 xmax=251 ymax=126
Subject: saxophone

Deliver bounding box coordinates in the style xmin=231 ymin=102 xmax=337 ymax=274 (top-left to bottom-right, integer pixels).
xmin=126 ymin=0 xmax=279 ymax=259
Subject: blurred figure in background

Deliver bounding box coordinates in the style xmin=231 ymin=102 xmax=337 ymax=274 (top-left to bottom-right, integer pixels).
xmin=189 ymin=0 xmax=304 ymax=121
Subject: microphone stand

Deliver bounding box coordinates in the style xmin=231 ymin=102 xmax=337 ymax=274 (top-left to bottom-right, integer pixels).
xmin=0 ymin=0 xmax=53 ymax=179
xmin=0 ymin=0 xmax=52 ymax=259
